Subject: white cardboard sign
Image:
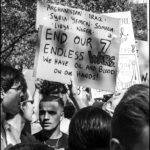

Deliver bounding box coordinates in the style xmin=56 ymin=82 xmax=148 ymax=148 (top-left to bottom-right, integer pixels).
xmin=104 ymin=11 xmax=141 ymax=91
xmin=34 ymin=3 xmax=121 ymax=92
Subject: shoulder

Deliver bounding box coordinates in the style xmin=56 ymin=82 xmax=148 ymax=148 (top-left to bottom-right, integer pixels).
xmin=55 ymin=132 xmax=68 ymax=149
xmin=59 ymin=132 xmax=68 ymax=147
xmin=31 ymin=131 xmax=44 ymax=143
xmin=61 ymin=133 xmax=68 ymax=139
xmin=21 ymin=131 xmax=36 ymax=144
xmin=33 ymin=130 xmax=43 ymax=138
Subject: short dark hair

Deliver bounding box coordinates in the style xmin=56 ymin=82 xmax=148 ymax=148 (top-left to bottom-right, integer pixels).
xmin=40 ymin=95 xmax=64 ymax=108
xmin=64 ymin=104 xmax=76 ymax=119
xmin=111 ymin=84 xmax=149 ymax=150
xmin=8 ymin=143 xmax=54 ymax=150
xmin=121 ymin=84 xmax=149 ymax=103
xmin=69 ymin=106 xmax=111 ymax=150
xmin=1 ymin=64 xmax=27 ymax=93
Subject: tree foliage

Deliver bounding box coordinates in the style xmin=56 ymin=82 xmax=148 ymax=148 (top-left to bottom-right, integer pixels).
xmin=1 ymin=0 xmax=37 ymax=69
xmin=1 ymin=0 xmax=148 ymax=69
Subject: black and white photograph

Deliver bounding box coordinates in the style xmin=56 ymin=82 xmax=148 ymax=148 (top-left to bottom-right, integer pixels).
xmin=1 ymin=0 xmax=149 ymax=150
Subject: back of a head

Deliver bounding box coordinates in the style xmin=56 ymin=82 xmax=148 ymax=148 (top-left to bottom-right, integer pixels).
xmin=111 ymin=84 xmax=149 ymax=150
xmin=40 ymin=80 xmax=67 ymax=96
xmin=8 ymin=143 xmax=54 ymax=150
xmin=121 ymin=84 xmax=149 ymax=103
xmin=1 ymin=64 xmax=27 ymax=94
xmin=64 ymin=104 xmax=76 ymax=119
xmin=69 ymin=106 xmax=111 ymax=150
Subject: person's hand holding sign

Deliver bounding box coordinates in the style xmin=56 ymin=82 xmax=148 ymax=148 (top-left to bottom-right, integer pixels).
xmin=35 ymin=78 xmax=44 ymax=91
xmin=32 ymin=78 xmax=44 ymax=123
xmin=68 ymin=79 xmax=90 ymax=110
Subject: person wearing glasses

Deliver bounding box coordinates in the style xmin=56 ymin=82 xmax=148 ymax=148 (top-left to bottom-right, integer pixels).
xmin=5 ymin=89 xmax=34 ymax=146
xmin=1 ymin=64 xmax=27 ymax=150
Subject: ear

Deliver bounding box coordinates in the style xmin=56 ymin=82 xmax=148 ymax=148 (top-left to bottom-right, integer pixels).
xmin=110 ymin=138 xmax=123 ymax=150
xmin=60 ymin=112 xmax=64 ymax=122
xmin=20 ymin=103 xmax=25 ymax=112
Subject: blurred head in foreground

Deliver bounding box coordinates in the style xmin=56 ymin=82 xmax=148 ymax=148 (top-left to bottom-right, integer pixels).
xmin=110 ymin=84 xmax=149 ymax=150
xmin=69 ymin=106 xmax=111 ymax=150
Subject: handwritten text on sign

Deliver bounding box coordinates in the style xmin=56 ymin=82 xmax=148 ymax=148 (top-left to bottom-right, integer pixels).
xmin=36 ymin=2 xmax=120 ymax=37
xmin=35 ymin=25 xmax=120 ymax=91
xmin=35 ymin=3 xmax=121 ymax=92
xmin=104 ymin=11 xmax=141 ymax=91
xmin=136 ymin=40 xmax=149 ymax=84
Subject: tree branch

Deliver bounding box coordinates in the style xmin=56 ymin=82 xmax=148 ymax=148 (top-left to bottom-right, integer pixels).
xmin=1 ymin=47 xmax=15 ymax=63
xmin=1 ymin=22 xmax=35 ymax=54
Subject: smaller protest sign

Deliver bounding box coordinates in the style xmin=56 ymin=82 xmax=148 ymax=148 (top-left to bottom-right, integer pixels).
xmin=136 ymin=40 xmax=149 ymax=84
xmin=116 ymin=54 xmax=140 ymax=91
xmin=104 ymin=11 xmax=141 ymax=91
xmin=91 ymin=88 xmax=113 ymax=99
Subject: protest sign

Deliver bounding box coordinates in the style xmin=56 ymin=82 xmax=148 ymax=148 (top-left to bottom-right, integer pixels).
xmin=136 ymin=40 xmax=149 ymax=84
xmin=91 ymin=88 xmax=113 ymax=99
xmin=34 ymin=3 xmax=121 ymax=92
xmin=104 ymin=11 xmax=141 ymax=91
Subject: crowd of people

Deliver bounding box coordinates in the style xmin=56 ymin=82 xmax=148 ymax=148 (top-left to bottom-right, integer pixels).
xmin=1 ymin=64 xmax=149 ymax=150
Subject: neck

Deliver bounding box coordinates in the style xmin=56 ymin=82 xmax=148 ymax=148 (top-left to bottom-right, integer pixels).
xmin=43 ymin=125 xmax=62 ymax=139
xmin=50 ymin=129 xmax=62 ymax=139
xmin=7 ymin=114 xmax=25 ymax=137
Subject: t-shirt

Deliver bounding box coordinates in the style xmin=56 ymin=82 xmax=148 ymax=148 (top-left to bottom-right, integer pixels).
xmin=20 ymin=131 xmax=35 ymax=144
xmin=33 ymin=131 xmax=68 ymax=149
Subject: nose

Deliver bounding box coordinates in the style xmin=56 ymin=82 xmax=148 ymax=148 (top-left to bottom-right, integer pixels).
xmin=20 ymin=91 xmax=24 ymax=98
xmin=44 ymin=112 xmax=49 ymax=120
xmin=32 ymin=105 xmax=35 ymax=113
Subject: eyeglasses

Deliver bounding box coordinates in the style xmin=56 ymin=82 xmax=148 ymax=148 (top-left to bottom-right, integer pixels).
xmin=10 ymin=85 xmax=23 ymax=91
xmin=20 ymin=99 xmax=34 ymax=105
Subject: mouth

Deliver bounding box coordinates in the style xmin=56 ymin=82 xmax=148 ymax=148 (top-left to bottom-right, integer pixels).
xmin=43 ymin=123 xmax=51 ymax=126
xmin=32 ymin=110 xmax=34 ymax=114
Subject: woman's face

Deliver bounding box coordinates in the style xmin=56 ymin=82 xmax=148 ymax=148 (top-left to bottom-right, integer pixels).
xmin=21 ymin=90 xmax=34 ymax=122
xmin=2 ymin=83 xmax=23 ymax=115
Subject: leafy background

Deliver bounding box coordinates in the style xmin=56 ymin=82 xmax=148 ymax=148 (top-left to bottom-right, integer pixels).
xmin=1 ymin=0 xmax=148 ymax=70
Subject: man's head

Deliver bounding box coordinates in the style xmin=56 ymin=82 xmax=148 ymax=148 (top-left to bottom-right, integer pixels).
xmin=40 ymin=80 xmax=68 ymax=105
xmin=39 ymin=95 xmax=64 ymax=131
xmin=110 ymin=84 xmax=149 ymax=150
xmin=1 ymin=64 xmax=27 ymax=115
